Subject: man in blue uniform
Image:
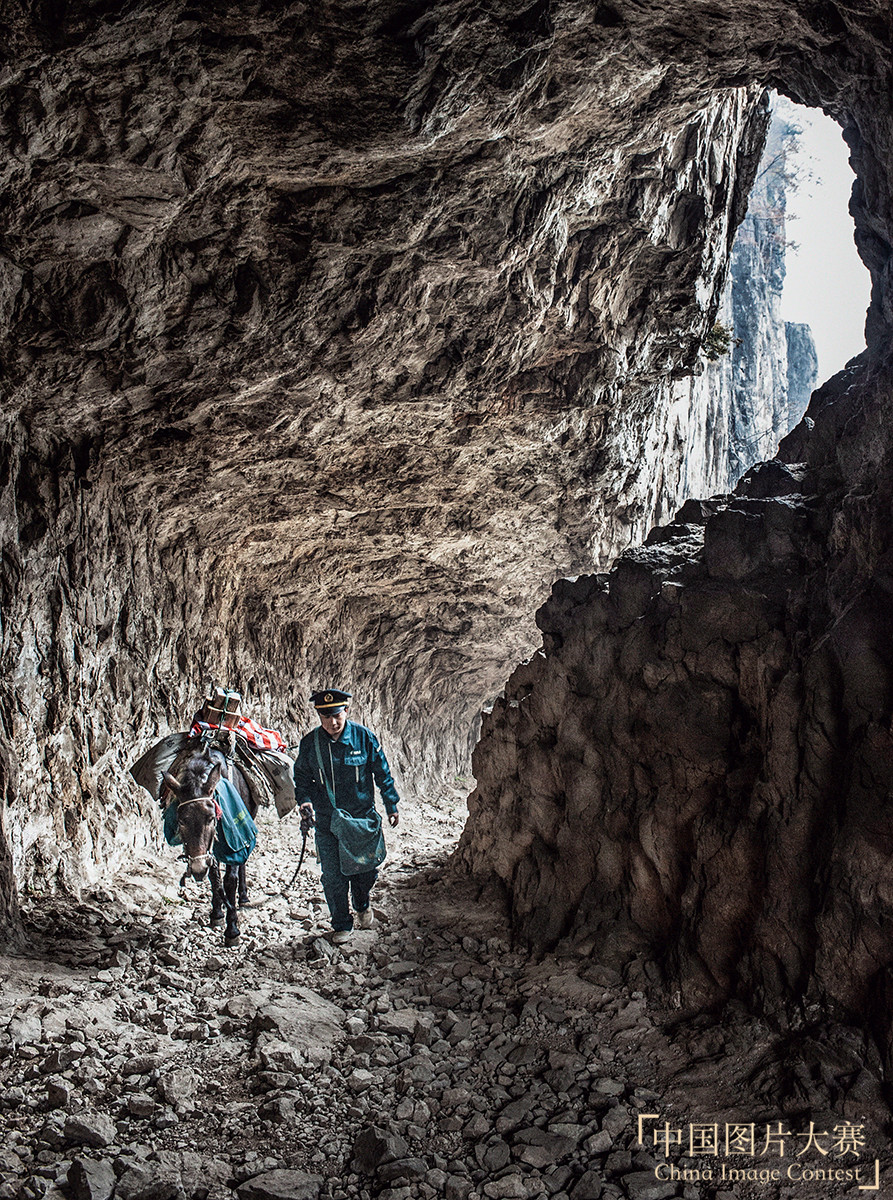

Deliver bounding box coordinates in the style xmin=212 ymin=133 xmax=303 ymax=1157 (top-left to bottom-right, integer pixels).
xmin=293 ymin=688 xmax=400 ymax=943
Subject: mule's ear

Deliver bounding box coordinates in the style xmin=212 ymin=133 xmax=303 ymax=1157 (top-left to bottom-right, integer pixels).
xmin=163 ymin=773 xmax=182 ymax=795
xmin=206 ymin=764 xmax=223 ymax=794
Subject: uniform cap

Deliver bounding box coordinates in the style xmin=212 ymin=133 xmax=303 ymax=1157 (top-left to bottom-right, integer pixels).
xmin=310 ymin=688 xmax=352 ymax=713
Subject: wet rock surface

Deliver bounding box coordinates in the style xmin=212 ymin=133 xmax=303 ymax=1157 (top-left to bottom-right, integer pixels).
xmin=2 ymin=801 xmax=891 ymax=1200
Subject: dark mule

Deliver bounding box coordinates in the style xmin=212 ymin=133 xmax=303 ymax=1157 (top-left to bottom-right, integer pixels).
xmin=163 ymin=745 xmax=257 ymax=946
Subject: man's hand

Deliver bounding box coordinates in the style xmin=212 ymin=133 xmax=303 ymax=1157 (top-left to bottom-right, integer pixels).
xmin=298 ymin=802 xmax=315 ymax=834
xmin=388 ymin=811 xmax=399 ymax=828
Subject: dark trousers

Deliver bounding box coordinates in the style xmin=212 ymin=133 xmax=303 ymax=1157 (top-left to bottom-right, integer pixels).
xmin=315 ymin=823 xmax=377 ymax=931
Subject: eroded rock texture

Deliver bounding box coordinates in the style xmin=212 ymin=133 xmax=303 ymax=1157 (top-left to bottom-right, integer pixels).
xmin=458 ymin=2 xmax=893 ymax=1055
xmin=460 ymin=367 xmax=893 ymax=1050
xmin=709 ymin=104 xmax=819 ymax=486
xmin=0 ymin=0 xmax=777 ymax=917
xmin=0 ymin=0 xmax=889 ymax=999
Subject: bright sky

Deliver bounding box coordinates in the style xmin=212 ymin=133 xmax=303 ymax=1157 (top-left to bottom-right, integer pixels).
xmin=777 ymin=96 xmax=871 ymax=384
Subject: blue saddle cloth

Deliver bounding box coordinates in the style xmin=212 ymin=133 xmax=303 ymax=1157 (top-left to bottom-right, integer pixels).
xmin=162 ymin=778 xmax=257 ymax=865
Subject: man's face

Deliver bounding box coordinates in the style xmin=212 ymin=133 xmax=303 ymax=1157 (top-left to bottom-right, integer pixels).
xmin=320 ymin=707 xmax=349 ymax=739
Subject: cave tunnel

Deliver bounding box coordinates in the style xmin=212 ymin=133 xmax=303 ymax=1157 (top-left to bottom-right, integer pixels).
xmin=1 ymin=0 xmax=893 ymax=1183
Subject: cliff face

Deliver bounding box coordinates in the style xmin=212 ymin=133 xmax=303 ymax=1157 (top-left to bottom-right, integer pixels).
xmin=457 ymin=9 xmax=893 ymax=1053
xmin=0 ymin=0 xmax=891 ymax=1004
xmin=786 ymin=320 xmax=820 ymax=428
xmin=0 ymin=1 xmax=771 ymax=915
xmin=725 ymin=110 xmax=820 ymax=481
xmin=672 ymin=107 xmax=819 ymax=499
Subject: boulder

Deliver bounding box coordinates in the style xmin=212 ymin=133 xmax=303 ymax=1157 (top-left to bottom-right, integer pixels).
xmin=351 ymin=1126 xmax=410 ymax=1173
xmin=236 ymin=1170 xmax=324 ymax=1200
xmin=63 ymin=1112 xmax=117 ymax=1148
xmin=67 ymin=1158 xmax=117 ymax=1200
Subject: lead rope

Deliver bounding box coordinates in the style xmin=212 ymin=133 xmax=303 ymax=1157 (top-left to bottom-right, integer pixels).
xmin=284 ymin=804 xmax=315 ymax=895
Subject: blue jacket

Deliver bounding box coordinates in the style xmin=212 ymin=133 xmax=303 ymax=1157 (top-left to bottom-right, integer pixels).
xmin=293 ymin=721 xmax=399 ymax=829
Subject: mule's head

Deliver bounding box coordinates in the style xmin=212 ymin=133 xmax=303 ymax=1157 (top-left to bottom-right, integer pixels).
xmin=164 ymin=753 xmax=222 ymax=881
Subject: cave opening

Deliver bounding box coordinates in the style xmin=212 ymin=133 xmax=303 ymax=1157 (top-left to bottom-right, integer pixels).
xmin=689 ymin=92 xmax=871 ymax=496
xmin=458 ymin=93 xmax=873 ymax=810
xmin=778 ymin=98 xmax=871 ymax=383
xmin=2 ymin=1 xmax=893 ymax=1186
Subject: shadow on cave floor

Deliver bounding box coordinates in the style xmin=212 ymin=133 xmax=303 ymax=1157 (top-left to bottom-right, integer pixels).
xmin=2 ymin=786 xmax=892 ymax=1199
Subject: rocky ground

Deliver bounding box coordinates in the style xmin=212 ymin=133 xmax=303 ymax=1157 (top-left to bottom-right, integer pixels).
xmin=2 ymin=789 xmax=891 ymax=1200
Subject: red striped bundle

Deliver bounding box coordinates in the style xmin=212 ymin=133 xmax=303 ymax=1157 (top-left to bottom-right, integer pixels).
xmin=190 ymin=716 xmax=287 ymax=752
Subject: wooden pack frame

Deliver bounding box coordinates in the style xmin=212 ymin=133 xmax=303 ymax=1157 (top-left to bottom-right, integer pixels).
xmin=198 ymin=686 xmax=243 ymax=730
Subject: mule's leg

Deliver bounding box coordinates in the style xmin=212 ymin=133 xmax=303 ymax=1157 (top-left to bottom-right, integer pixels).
xmin=209 ymin=861 xmax=225 ymax=927
xmin=223 ymin=865 xmax=240 ymax=946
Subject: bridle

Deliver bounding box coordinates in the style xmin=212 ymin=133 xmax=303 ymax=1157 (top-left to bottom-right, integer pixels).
xmin=176 ymin=795 xmax=218 ymax=810
xmin=176 ymin=793 xmax=221 ymax=879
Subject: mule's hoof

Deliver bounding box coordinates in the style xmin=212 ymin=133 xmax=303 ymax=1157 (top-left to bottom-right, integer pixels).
xmin=224 ymin=932 xmax=241 ymax=946
xmin=210 ymin=913 xmax=225 ymax=927
xmin=238 ymin=897 xmax=251 ymax=908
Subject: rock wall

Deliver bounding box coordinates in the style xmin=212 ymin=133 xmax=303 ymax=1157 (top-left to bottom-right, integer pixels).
xmin=458 ymin=6 xmax=893 ymax=1050
xmin=459 ymin=360 xmax=893 ymax=1059
xmin=0 ymin=0 xmax=891 ymax=972
xmin=0 ymin=0 xmax=773 ymax=922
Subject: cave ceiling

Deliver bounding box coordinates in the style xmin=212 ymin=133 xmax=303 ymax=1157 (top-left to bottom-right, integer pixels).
xmin=0 ymin=0 xmax=890 ymax=912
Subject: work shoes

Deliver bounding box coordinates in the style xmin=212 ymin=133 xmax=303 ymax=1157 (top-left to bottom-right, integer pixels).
xmin=356 ymin=909 xmax=374 ymax=929
xmin=332 ymin=930 xmax=351 ymax=944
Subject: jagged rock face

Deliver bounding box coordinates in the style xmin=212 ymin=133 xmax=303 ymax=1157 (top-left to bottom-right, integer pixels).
xmin=459 ymin=367 xmax=893 ymax=1059
xmin=672 ymin=108 xmax=818 ymax=497
xmin=785 ymin=320 xmax=819 ymax=428
xmin=0 ymin=0 xmax=891 ymax=949
xmin=458 ymin=3 xmax=893 ymax=1056
xmin=0 ymin=0 xmax=770 ymax=915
